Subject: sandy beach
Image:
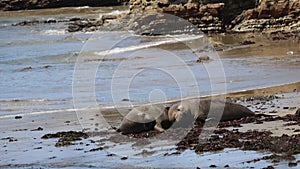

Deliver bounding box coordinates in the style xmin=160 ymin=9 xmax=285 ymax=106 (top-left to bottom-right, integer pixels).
xmin=1 ymin=81 xmax=300 ymax=169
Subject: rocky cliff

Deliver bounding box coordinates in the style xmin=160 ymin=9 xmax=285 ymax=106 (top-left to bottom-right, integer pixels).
xmin=128 ymin=0 xmax=300 ymax=33
xmin=0 ymin=0 xmax=129 ymax=11
xmin=232 ymin=0 xmax=300 ymax=32
xmin=128 ymin=0 xmax=257 ymax=32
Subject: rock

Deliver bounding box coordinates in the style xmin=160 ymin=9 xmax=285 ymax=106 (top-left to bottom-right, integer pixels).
xmin=239 ymin=40 xmax=255 ymax=45
xmin=67 ymin=19 xmax=103 ymax=32
xmin=196 ymin=55 xmax=211 ymax=63
xmin=121 ymin=156 xmax=128 ymax=160
xmin=12 ymin=19 xmax=65 ymax=26
xmin=295 ymin=108 xmax=300 ymax=117
xmin=67 ymin=13 xmax=127 ymax=32
xmin=12 ymin=20 xmax=40 ymax=26
xmin=15 ymin=115 xmax=22 ymax=119
xmin=128 ymin=0 xmax=258 ymax=33
xmin=31 ymin=127 xmax=43 ymax=131
xmin=232 ymin=0 xmax=300 ymax=32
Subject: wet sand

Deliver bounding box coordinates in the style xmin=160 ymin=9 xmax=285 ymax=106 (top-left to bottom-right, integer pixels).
xmin=1 ymin=81 xmax=300 ymax=169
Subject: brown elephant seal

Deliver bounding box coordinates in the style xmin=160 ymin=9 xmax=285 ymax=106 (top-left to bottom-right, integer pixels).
xmin=168 ymin=99 xmax=255 ymax=126
xmin=117 ymin=104 xmax=170 ymax=134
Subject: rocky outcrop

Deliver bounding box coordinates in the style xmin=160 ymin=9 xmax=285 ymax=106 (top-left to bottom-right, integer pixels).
xmin=231 ymin=0 xmax=300 ymax=32
xmin=67 ymin=13 xmax=125 ymax=32
xmin=0 ymin=0 xmax=130 ymax=11
xmin=128 ymin=0 xmax=300 ymax=33
xmin=128 ymin=0 xmax=257 ymax=32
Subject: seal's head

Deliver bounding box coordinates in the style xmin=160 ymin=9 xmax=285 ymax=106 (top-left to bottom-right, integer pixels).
xmin=168 ymin=101 xmax=201 ymax=128
xmin=168 ymin=103 xmax=186 ymax=122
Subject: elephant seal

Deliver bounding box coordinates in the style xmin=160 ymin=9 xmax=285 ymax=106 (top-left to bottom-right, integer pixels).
xmin=117 ymin=105 xmax=170 ymax=134
xmin=168 ymin=99 xmax=254 ymax=126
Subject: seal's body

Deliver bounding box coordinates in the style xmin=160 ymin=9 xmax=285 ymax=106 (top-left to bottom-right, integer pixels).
xmin=168 ymin=99 xmax=254 ymax=125
xmin=117 ymin=105 xmax=169 ymax=134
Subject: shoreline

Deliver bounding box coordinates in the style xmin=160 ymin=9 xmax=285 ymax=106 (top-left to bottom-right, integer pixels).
xmin=1 ymin=81 xmax=299 ymax=120
xmin=1 ymin=82 xmax=300 ymax=168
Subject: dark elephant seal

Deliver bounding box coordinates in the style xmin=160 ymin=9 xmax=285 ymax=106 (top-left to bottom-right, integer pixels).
xmin=168 ymin=99 xmax=254 ymax=126
xmin=117 ymin=105 xmax=170 ymax=134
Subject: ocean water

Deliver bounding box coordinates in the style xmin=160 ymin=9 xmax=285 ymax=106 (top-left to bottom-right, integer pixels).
xmin=1 ymin=7 xmax=300 ymax=117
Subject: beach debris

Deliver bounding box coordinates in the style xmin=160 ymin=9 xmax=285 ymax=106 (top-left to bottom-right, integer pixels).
xmin=172 ymin=114 xmax=300 ymax=159
xmin=31 ymin=127 xmax=43 ymax=131
xmin=239 ymin=40 xmax=255 ymax=45
xmin=1 ymin=137 xmax=18 ymax=142
xmin=49 ymin=156 xmax=57 ymax=159
xmin=42 ymin=131 xmax=89 ymax=147
xmin=288 ymin=162 xmax=298 ymax=167
xmin=121 ymin=156 xmax=128 ymax=160
xmin=21 ymin=66 xmax=32 ymax=71
xmin=14 ymin=116 xmax=22 ymax=119
xmin=41 ymin=65 xmax=52 ymax=69
xmin=85 ymin=147 xmax=104 ymax=153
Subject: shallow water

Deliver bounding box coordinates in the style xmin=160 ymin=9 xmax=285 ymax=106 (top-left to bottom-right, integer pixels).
xmin=1 ymin=7 xmax=300 ymax=116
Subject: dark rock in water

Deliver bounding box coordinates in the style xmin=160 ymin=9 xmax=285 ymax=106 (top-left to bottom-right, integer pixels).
xmin=67 ymin=19 xmax=103 ymax=32
xmin=295 ymin=108 xmax=300 ymax=117
xmin=12 ymin=19 xmax=66 ymax=26
xmin=12 ymin=20 xmax=40 ymax=26
xmin=21 ymin=66 xmax=32 ymax=71
xmin=67 ymin=18 xmax=109 ymax=32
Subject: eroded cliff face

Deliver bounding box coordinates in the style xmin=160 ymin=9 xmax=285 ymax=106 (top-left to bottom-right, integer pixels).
xmin=128 ymin=0 xmax=300 ymax=33
xmin=128 ymin=0 xmax=257 ymax=32
xmin=231 ymin=0 xmax=300 ymax=32
xmin=0 ymin=0 xmax=129 ymax=11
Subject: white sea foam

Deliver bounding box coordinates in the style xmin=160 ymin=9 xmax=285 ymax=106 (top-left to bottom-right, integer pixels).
xmin=94 ymin=35 xmax=204 ymax=56
xmin=42 ymin=29 xmax=66 ymax=35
